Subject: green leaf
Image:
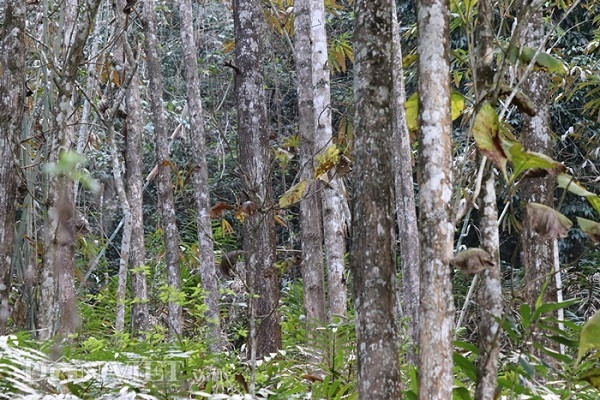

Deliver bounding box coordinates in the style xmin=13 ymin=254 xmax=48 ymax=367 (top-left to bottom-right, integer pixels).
xmin=451 ymin=92 xmax=465 ymax=121
xmin=558 ymin=174 xmax=600 ymax=215
xmin=453 ymin=353 xmax=477 ymax=381
xmin=520 ymin=303 xmax=531 ymax=329
xmin=578 ymin=310 xmax=600 ymax=363
xmin=579 ymin=368 xmax=600 ymax=391
xmin=519 ymin=46 xmax=567 ymax=75
xmin=509 ymin=143 xmax=564 ymax=183
xmin=577 ymin=217 xmax=600 ymax=244
xmin=279 ymin=179 xmax=307 ymax=209
xmin=531 ymin=298 xmax=579 ymax=321
xmin=473 ymin=103 xmax=507 ymax=177
xmin=453 ymin=386 xmax=471 ymax=400
xmin=314 ymin=145 xmax=340 ymax=177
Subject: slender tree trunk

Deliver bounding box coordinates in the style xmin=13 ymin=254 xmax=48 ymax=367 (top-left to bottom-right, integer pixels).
xmin=391 ymin=0 xmax=420 ymax=363
xmin=142 ymin=0 xmax=183 ymax=338
xmin=518 ymin=6 xmax=555 ymax=308
xmin=294 ymin=0 xmax=327 ymax=327
xmin=178 ymin=0 xmax=223 ymax=351
xmin=416 ymin=0 xmax=455 ymax=396
xmin=233 ymin=0 xmax=282 ymax=358
xmin=0 ymin=0 xmax=26 ymax=335
xmin=474 ymin=0 xmax=503 ymax=396
xmin=351 ymin=0 xmax=402 ymax=397
xmin=39 ymin=0 xmax=103 ymax=340
xmin=311 ymin=0 xmax=348 ymax=321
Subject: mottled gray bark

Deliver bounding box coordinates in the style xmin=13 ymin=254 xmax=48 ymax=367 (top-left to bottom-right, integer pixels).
xmin=518 ymin=7 xmax=556 ymax=308
xmin=178 ymin=0 xmax=223 ymax=351
xmin=233 ymin=0 xmax=282 ymax=358
xmin=351 ymin=0 xmax=402 ymax=398
xmin=294 ymin=0 xmax=327 ymax=327
xmin=142 ymin=0 xmax=183 ymax=338
xmin=474 ymin=0 xmax=503 ymax=396
xmin=416 ymin=0 xmax=455 ymax=397
xmin=311 ymin=0 xmax=348 ymax=321
xmin=0 ymin=0 xmax=26 ymax=335
xmin=39 ymin=0 xmax=103 ymax=340
xmin=391 ymin=0 xmax=420 ymax=363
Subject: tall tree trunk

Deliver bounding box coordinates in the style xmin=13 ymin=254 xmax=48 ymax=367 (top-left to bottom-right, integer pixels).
xmin=474 ymin=0 xmax=503 ymax=396
xmin=351 ymin=0 xmax=402 ymax=397
xmin=233 ymin=0 xmax=282 ymax=358
xmin=311 ymin=0 xmax=348 ymax=321
xmin=416 ymin=0 xmax=455 ymax=396
xmin=39 ymin=0 xmax=103 ymax=340
xmin=0 ymin=0 xmax=26 ymax=335
xmin=518 ymin=6 xmax=555 ymax=308
xmin=294 ymin=0 xmax=327 ymax=327
xmin=391 ymin=0 xmax=420 ymax=363
xmin=178 ymin=0 xmax=223 ymax=351
xmin=142 ymin=0 xmax=183 ymax=338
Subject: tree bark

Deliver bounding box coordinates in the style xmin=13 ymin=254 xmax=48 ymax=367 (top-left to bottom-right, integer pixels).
xmin=391 ymin=0 xmax=420 ymax=363
xmin=38 ymin=0 xmax=103 ymax=340
xmin=518 ymin=6 xmax=556 ymax=308
xmin=311 ymin=0 xmax=348 ymax=321
xmin=294 ymin=0 xmax=327 ymax=327
xmin=474 ymin=0 xmax=503 ymax=396
xmin=0 ymin=0 xmax=26 ymax=335
xmin=351 ymin=0 xmax=402 ymax=397
xmin=416 ymin=0 xmax=455 ymax=397
xmin=233 ymin=0 xmax=282 ymax=358
xmin=142 ymin=0 xmax=183 ymax=338
xmin=178 ymin=0 xmax=223 ymax=351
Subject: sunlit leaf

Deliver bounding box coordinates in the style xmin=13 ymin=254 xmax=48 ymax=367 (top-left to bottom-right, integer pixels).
xmin=578 ymin=309 xmax=600 ymax=363
xmin=279 ymin=179 xmax=307 ymax=209
xmin=509 ymin=143 xmax=564 ymax=182
xmin=526 ymin=203 xmax=572 ymax=239
xmin=558 ymin=173 xmax=600 ymax=215
xmin=577 ymin=217 xmax=600 ymax=244
xmin=314 ymin=145 xmax=340 ymax=177
xmin=405 ymin=91 xmax=465 ymax=132
xmin=473 ymin=103 xmax=507 ymax=177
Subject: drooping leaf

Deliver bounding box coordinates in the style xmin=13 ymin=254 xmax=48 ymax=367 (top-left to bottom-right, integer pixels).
xmin=210 ymin=202 xmax=234 ymax=219
xmin=451 ymin=92 xmax=465 ymax=121
xmin=279 ymin=179 xmax=307 ymax=209
xmin=577 ymin=217 xmax=600 ymax=244
xmin=558 ymin=173 xmax=600 ymax=215
xmin=526 ymin=203 xmax=572 ymax=239
xmin=519 ymin=46 xmax=567 ymax=75
xmin=578 ymin=309 xmax=600 ymax=363
xmin=451 ymin=248 xmax=495 ymax=275
xmin=314 ymin=145 xmax=340 ymax=177
xmin=509 ymin=143 xmax=564 ymax=182
xmin=473 ymin=103 xmax=507 ymax=177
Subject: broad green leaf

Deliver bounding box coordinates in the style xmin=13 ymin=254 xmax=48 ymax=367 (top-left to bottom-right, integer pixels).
xmin=451 ymin=92 xmax=465 ymax=121
xmin=577 ymin=217 xmax=600 ymax=244
xmin=558 ymin=173 xmax=600 ymax=215
xmin=509 ymin=143 xmax=564 ymax=183
xmin=526 ymin=203 xmax=572 ymax=239
xmin=531 ymin=298 xmax=579 ymax=321
xmin=279 ymin=179 xmax=307 ymax=209
xmin=578 ymin=309 xmax=600 ymax=363
xmin=520 ymin=303 xmax=531 ymax=329
xmin=519 ymin=46 xmax=567 ymax=75
xmin=453 ymin=353 xmax=477 ymax=381
xmin=453 ymin=386 xmax=471 ymax=400
xmin=579 ymin=368 xmax=600 ymax=391
xmin=473 ymin=103 xmax=507 ymax=177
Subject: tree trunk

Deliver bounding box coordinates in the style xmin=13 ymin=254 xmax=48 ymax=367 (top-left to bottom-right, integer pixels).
xmin=311 ymin=0 xmax=348 ymax=321
xmin=233 ymin=0 xmax=282 ymax=358
xmin=39 ymin=0 xmax=102 ymax=340
xmin=178 ymin=0 xmax=223 ymax=351
xmin=294 ymin=0 xmax=327 ymax=327
xmin=351 ymin=0 xmax=402 ymax=397
xmin=0 ymin=0 xmax=26 ymax=335
xmin=416 ymin=0 xmax=455 ymax=396
xmin=142 ymin=0 xmax=183 ymax=338
xmin=391 ymin=0 xmax=420 ymax=363
xmin=518 ymin=6 xmax=555 ymax=308
xmin=474 ymin=0 xmax=503 ymax=396
xmin=125 ymin=47 xmax=149 ymax=335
